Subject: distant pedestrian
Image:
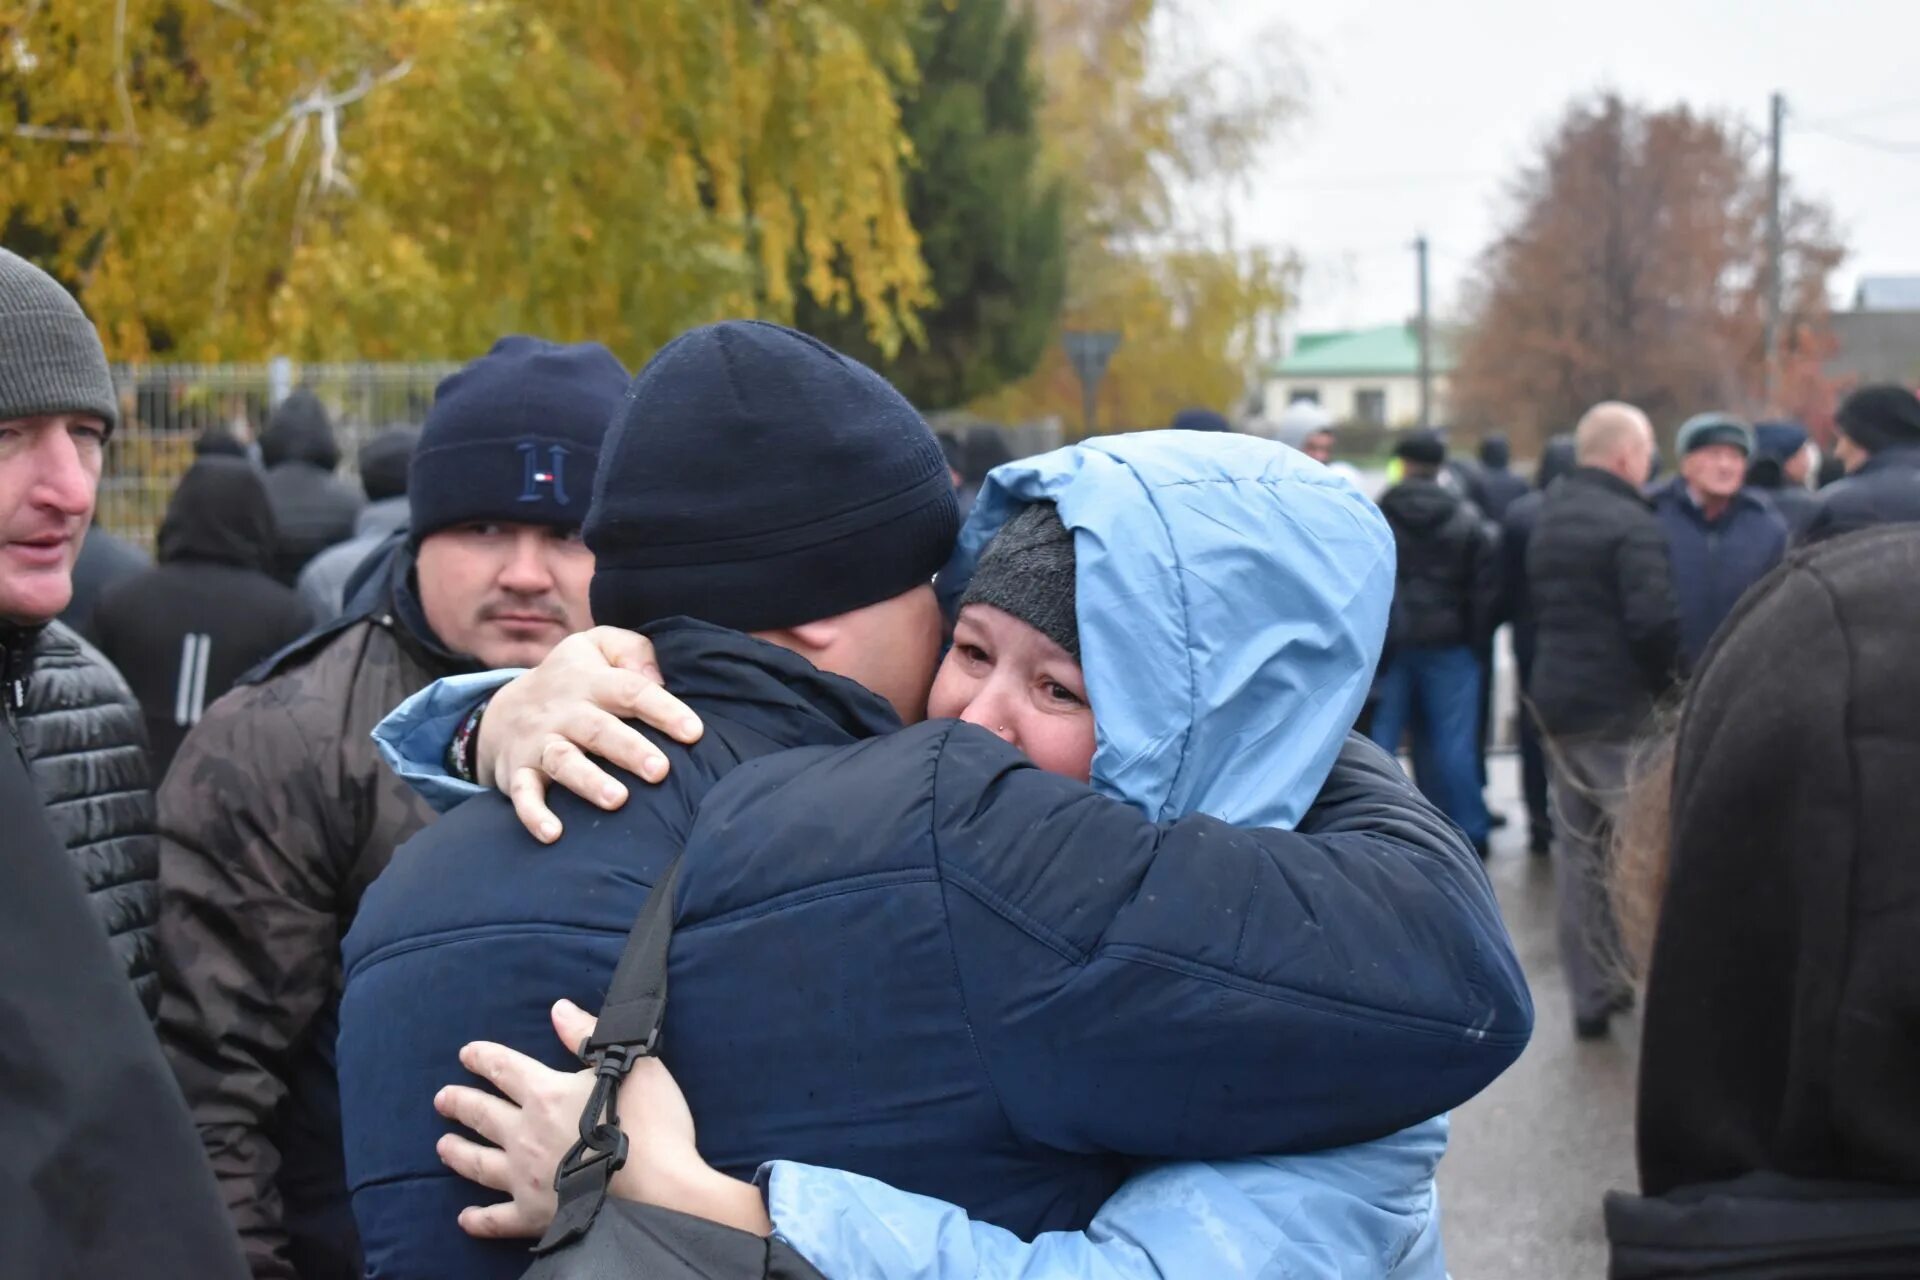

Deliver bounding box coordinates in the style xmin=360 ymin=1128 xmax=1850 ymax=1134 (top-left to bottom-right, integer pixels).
xmin=1801 ymin=384 xmax=1920 ymax=544
xmin=1369 ymin=429 xmax=1501 ymax=857
xmin=1170 ymin=406 xmax=1231 ymax=432
xmin=296 ymin=425 xmax=420 ymax=621
xmin=1745 ymin=420 xmax=1818 ymax=536
xmin=92 ymin=456 xmax=313 ymax=780
xmin=1651 ymin=413 xmax=1785 ymax=673
xmin=1528 ymin=401 xmax=1679 ymax=1039
xmin=259 ymin=388 xmax=362 ymax=584
xmin=1605 ymin=526 xmax=1920 ymax=1277
xmin=1501 ymin=433 xmax=1577 ymax=855
xmin=1466 ymin=432 xmax=1529 ymax=524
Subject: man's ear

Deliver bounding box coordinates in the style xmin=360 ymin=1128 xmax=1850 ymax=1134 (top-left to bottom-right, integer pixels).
xmin=781 ymin=618 xmax=842 ymax=655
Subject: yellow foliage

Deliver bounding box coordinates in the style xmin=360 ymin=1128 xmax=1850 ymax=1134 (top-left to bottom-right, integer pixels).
xmin=1 ymin=0 xmax=931 ymax=363
xmin=974 ymin=0 xmax=1298 ymax=433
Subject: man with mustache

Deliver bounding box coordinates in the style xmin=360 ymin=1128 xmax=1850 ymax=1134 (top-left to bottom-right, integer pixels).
xmin=156 ymin=336 xmax=630 ymax=1280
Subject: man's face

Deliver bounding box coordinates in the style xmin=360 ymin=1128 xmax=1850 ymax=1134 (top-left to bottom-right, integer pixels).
xmin=1836 ymin=433 xmax=1869 ymax=474
xmin=1301 ymin=431 xmax=1336 ymax=465
xmin=415 ymin=523 xmax=594 ymax=668
xmin=0 ymin=414 xmax=105 ymax=624
xmin=1783 ymin=442 xmax=1815 ymax=487
xmin=1682 ymin=443 xmax=1748 ymax=502
xmin=813 ymin=585 xmax=945 ymax=725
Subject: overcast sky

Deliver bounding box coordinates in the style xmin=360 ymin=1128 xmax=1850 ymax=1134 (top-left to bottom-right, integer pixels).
xmin=1201 ymin=0 xmax=1920 ymax=336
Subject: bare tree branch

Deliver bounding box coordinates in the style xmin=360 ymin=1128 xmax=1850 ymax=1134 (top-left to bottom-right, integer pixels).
xmin=111 ymin=0 xmax=141 ymax=142
xmin=10 ymin=124 xmax=140 ymax=145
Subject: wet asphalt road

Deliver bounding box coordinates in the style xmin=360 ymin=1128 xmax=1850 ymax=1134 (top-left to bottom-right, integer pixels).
xmin=1437 ymin=753 xmax=1640 ymax=1280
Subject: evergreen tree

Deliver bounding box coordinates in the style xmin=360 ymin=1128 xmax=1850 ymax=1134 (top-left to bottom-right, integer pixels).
xmin=804 ymin=0 xmax=1066 ymax=411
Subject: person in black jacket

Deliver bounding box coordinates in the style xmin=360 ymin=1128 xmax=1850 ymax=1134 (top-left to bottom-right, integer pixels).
xmin=59 ymin=523 xmax=147 ymax=638
xmin=1501 ymin=434 xmax=1577 ymax=855
xmin=0 ymin=245 xmax=246 ymax=1278
xmin=1528 ymin=401 xmax=1679 ymax=1039
xmin=1466 ymin=432 xmax=1529 ymax=523
xmin=92 ymin=455 xmax=314 ymax=780
xmin=1802 ymin=384 xmax=1920 ymax=544
xmin=1746 ymin=420 xmax=1819 ymax=537
xmin=1604 ymin=526 xmax=1920 ymax=1277
xmin=1369 ymin=430 xmax=1501 ymax=856
xmin=260 ymin=388 xmax=362 ymax=584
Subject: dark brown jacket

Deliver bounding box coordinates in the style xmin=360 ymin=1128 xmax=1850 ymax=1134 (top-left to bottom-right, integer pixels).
xmin=157 ymin=599 xmax=462 ymax=1279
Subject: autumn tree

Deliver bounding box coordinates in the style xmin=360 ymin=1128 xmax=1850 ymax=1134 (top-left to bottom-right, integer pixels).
xmin=799 ymin=0 xmax=1065 ymax=412
xmin=971 ymin=0 xmax=1300 ymax=434
xmin=1450 ymin=94 xmax=1845 ymax=451
xmin=1 ymin=0 xmax=930 ymax=363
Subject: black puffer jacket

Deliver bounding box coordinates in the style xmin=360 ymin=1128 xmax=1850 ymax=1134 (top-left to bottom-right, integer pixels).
xmin=11 ymin=619 xmax=161 ymax=1018
xmin=1527 ymin=467 xmax=1681 ymax=739
xmin=1 ymin=629 xmax=246 ymax=1280
xmin=1377 ymin=478 xmax=1500 ymax=650
xmin=1801 ymin=443 xmax=1920 ymax=546
xmin=260 ymin=390 xmax=363 ymax=585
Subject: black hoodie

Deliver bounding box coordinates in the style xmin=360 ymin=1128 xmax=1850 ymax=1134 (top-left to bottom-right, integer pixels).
xmin=91 ymin=458 xmax=314 ymax=780
xmin=1377 ymin=477 xmax=1500 ymax=650
xmin=1605 ymin=525 xmax=1920 ymax=1277
xmin=259 ymin=389 xmax=363 ymax=583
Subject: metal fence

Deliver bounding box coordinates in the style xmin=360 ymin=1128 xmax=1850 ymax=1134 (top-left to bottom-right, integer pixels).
xmin=101 ymin=361 xmax=457 ymax=548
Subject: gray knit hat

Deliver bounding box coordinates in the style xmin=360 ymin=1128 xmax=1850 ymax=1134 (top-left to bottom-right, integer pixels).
xmin=0 ymin=249 xmax=118 ymax=433
xmin=959 ymin=501 xmax=1079 ymax=659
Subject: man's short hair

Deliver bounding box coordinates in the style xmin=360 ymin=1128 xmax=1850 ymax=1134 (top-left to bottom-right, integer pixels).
xmin=1575 ymin=402 xmax=1651 ymax=464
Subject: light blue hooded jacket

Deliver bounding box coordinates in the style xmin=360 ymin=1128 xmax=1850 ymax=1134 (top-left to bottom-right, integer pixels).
xmin=373 ymin=430 xmax=1450 ymax=1278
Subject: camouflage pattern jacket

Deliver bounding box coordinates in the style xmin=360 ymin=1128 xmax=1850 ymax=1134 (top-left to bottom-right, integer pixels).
xmin=157 ymin=603 xmax=467 ymax=1280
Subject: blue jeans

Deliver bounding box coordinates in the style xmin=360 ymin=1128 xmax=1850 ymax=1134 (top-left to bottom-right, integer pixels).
xmin=1368 ymin=645 xmax=1491 ymax=845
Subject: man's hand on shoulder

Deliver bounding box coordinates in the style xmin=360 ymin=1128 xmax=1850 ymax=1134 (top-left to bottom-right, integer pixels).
xmin=473 ymin=628 xmax=705 ymax=843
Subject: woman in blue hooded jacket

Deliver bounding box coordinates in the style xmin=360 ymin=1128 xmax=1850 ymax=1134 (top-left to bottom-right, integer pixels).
xmin=410 ymin=432 xmax=1512 ymax=1277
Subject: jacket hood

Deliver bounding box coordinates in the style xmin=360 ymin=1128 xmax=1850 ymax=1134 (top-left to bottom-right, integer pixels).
xmin=1637 ymin=524 xmax=1920 ymax=1196
xmin=1379 ymin=477 xmax=1469 ymax=533
xmin=938 ymin=430 xmax=1394 ymax=829
xmin=157 ymin=456 xmax=277 ymax=570
xmin=260 ymin=389 xmax=340 ymax=471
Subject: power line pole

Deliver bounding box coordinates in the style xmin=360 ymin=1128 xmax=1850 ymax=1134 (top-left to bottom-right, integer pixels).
xmin=1763 ymin=91 xmax=1786 ymax=407
xmin=1414 ymin=234 xmax=1432 ymax=427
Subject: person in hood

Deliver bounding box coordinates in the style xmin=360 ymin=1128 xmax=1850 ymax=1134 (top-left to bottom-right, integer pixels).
xmin=1465 ymin=432 xmax=1529 ymax=523
xmin=1745 ymin=420 xmax=1818 ymax=537
xmin=154 ymin=337 xmax=625 ymax=1280
xmin=92 ymin=456 xmax=314 ymax=780
xmin=0 ymin=248 xmax=247 ymax=1278
xmin=297 ymin=425 xmax=420 ymax=620
xmin=259 ymin=388 xmax=362 ymax=584
xmin=1604 ymin=524 xmax=1920 ymax=1277
xmin=1802 ymin=383 xmax=1920 ymax=544
xmin=1369 ymin=429 xmax=1501 ymax=857
xmin=1501 ymin=434 xmax=1577 ymax=855
xmin=59 ymin=523 xmax=148 ymax=639
xmin=430 ymin=480 xmax=1477 ymax=1279
xmin=337 ymin=329 xmax=1529 ymax=1280
xmin=1651 ymin=414 xmax=1786 ymax=673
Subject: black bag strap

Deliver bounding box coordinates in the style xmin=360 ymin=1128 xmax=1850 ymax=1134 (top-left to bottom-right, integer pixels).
xmin=533 ymin=856 xmax=684 ymax=1255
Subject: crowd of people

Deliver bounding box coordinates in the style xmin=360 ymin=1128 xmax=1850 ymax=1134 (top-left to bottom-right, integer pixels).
xmin=2 ymin=240 xmax=1918 ymax=1279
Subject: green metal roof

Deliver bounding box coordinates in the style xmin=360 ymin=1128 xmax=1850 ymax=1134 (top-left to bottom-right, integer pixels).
xmin=1271 ymin=325 xmax=1455 ymax=377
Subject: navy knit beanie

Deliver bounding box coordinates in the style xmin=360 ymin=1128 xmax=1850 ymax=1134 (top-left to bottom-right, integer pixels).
xmin=586 ymin=320 xmax=960 ymax=633
xmin=409 ymin=336 xmax=627 ymax=544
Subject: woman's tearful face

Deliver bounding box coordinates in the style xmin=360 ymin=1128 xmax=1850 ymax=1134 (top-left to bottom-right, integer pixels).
xmin=928 ymin=604 xmax=1096 ymax=783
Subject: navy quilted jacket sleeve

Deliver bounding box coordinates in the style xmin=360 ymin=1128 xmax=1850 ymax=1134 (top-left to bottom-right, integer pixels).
xmin=928 ymin=727 xmax=1531 ymax=1156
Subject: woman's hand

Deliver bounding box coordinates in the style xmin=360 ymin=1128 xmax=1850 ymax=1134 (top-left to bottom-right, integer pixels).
xmin=472 ymin=628 xmax=706 ymax=842
xmin=434 ymin=999 xmax=770 ymax=1240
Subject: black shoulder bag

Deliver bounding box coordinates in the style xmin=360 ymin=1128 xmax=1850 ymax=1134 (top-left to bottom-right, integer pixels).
xmin=522 ymin=858 xmax=826 ymax=1280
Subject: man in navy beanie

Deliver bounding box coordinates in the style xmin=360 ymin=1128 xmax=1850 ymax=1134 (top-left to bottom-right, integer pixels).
xmin=155 ymin=336 xmax=623 ymax=1280
xmin=1803 ymin=383 xmax=1920 ymax=544
xmin=336 ymin=321 xmax=1514 ymax=1280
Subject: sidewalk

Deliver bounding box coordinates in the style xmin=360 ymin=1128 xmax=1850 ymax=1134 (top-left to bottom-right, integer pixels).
xmin=1438 ymin=754 xmax=1639 ymax=1279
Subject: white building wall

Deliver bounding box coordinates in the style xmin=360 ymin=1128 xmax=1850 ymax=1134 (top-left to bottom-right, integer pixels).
xmin=1264 ymin=373 xmax=1451 ymax=428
